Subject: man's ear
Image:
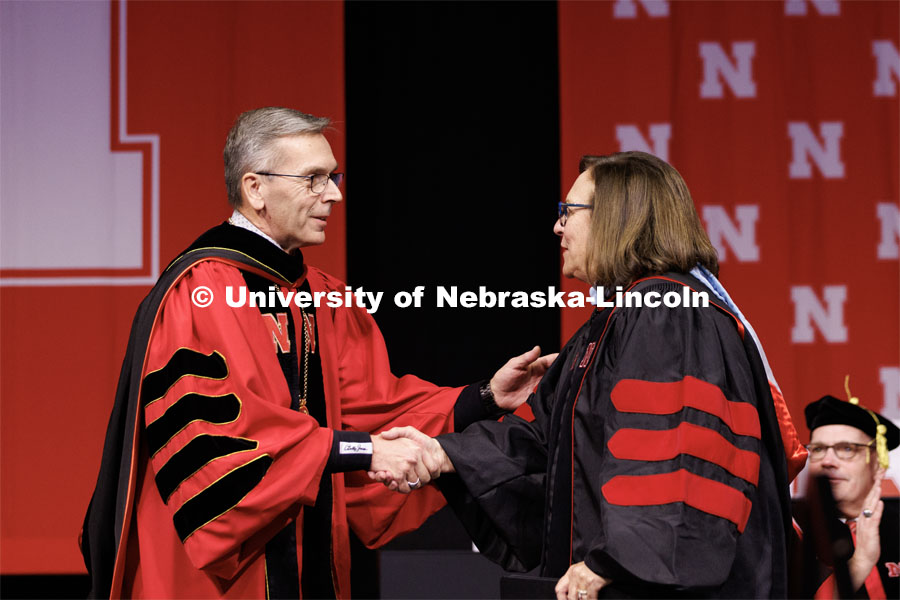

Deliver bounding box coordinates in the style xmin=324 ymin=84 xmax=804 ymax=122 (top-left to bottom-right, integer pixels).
xmin=242 ymin=173 xmax=266 ymax=211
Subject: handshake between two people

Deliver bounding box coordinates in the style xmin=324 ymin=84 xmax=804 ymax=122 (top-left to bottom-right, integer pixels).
xmin=367 ymin=345 xmax=557 ymax=494
xmin=368 ymin=426 xmax=450 ymax=494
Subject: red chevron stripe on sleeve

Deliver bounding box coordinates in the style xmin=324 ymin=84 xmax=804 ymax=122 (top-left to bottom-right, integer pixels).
xmin=607 ymin=422 xmax=760 ymax=485
xmin=610 ymin=377 xmax=760 ymax=439
xmin=601 ymin=469 xmax=753 ymax=532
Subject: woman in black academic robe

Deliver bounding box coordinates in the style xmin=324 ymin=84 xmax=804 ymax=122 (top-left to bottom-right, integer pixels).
xmin=378 ymin=152 xmax=806 ymax=599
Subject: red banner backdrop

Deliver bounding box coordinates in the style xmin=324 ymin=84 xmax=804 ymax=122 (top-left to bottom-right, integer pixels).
xmin=0 ymin=0 xmax=344 ymax=574
xmin=558 ymin=0 xmax=899 ymax=493
xmin=1 ymin=0 xmax=898 ymax=578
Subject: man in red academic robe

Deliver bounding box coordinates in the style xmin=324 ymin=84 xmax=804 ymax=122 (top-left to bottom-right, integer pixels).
xmin=80 ymin=107 xmax=554 ymax=599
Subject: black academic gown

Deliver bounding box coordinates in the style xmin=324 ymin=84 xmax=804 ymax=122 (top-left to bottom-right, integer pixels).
xmin=438 ymin=273 xmax=794 ymax=598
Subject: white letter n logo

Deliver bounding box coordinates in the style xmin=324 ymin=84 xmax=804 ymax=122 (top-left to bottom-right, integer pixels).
xmin=615 ymin=123 xmax=671 ymax=161
xmin=873 ymin=40 xmax=900 ymax=97
xmin=788 ymin=121 xmax=845 ymax=179
xmin=790 ymin=286 xmax=848 ymax=343
xmin=699 ymin=42 xmax=757 ymax=99
xmin=612 ymin=0 xmax=670 ymax=18
xmin=702 ymin=205 xmax=760 ymax=262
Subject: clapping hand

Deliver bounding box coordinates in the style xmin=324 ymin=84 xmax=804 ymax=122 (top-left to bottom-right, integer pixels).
xmin=848 ymin=467 xmax=885 ymax=591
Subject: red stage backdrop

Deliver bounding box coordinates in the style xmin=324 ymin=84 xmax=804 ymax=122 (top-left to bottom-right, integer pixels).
xmin=1 ymin=0 xmax=898 ymax=577
xmin=558 ymin=0 xmax=899 ymax=494
xmin=0 ymin=0 xmax=344 ymax=573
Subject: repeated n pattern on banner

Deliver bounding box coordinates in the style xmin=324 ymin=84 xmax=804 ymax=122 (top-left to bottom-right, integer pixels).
xmin=0 ymin=0 xmax=344 ymax=574
xmin=558 ymin=0 xmax=899 ymax=492
xmin=2 ymin=0 xmax=898 ymax=578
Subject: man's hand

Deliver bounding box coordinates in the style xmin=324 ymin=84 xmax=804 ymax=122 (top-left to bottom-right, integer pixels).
xmin=491 ymin=346 xmax=558 ymax=411
xmin=368 ymin=426 xmax=454 ymax=493
xmin=369 ymin=432 xmax=434 ymax=494
xmin=555 ymin=561 xmax=609 ymax=600
xmin=848 ymin=468 xmax=885 ymax=591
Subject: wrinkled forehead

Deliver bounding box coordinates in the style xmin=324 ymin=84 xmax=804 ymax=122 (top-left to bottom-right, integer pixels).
xmin=809 ymin=424 xmax=872 ymax=445
xmin=269 ymin=133 xmax=338 ymax=172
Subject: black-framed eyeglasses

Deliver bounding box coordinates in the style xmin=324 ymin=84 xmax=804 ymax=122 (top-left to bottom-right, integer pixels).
xmin=256 ymin=172 xmax=344 ymax=194
xmin=805 ymin=440 xmax=874 ymax=461
xmin=557 ymin=202 xmax=592 ymax=226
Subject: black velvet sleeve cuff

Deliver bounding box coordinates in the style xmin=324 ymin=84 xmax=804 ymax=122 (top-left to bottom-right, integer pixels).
xmin=584 ymin=549 xmax=629 ymax=586
xmin=584 ymin=552 xmax=613 ymax=580
xmin=453 ymin=380 xmax=510 ymax=432
xmin=325 ymin=430 xmax=373 ymax=473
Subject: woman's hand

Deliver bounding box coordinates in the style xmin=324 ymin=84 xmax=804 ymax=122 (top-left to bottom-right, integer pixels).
xmin=555 ymin=561 xmax=610 ymax=600
xmin=490 ymin=346 xmax=558 ymax=411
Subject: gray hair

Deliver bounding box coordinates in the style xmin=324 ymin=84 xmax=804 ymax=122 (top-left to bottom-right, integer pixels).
xmin=223 ymin=107 xmax=330 ymax=207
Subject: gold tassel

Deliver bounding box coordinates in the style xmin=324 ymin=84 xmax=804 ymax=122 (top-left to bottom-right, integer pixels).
xmin=845 ymin=374 xmax=889 ymax=469
xmin=875 ymin=423 xmax=890 ymax=469
xmin=845 ymin=374 xmax=859 ymax=405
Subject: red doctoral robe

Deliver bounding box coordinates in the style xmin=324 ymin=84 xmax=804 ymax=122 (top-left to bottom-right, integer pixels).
xmin=82 ymin=224 xmax=471 ymax=598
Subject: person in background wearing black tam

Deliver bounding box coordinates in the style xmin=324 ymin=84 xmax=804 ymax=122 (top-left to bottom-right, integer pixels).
xmin=805 ymin=388 xmax=900 ymax=599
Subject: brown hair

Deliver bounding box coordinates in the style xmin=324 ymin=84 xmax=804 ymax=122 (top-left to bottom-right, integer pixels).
xmin=579 ymin=151 xmax=718 ymax=288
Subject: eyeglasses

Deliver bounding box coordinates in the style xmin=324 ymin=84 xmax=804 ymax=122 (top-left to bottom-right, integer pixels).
xmin=805 ymin=440 xmax=874 ymax=461
xmin=256 ymin=172 xmax=344 ymax=194
xmin=557 ymin=202 xmax=592 ymax=226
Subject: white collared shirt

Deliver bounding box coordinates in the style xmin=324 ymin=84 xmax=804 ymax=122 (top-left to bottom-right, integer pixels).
xmin=228 ymin=209 xmax=283 ymax=250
